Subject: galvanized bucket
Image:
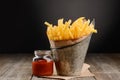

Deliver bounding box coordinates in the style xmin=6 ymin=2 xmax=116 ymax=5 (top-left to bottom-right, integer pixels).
xmin=50 ymin=34 xmax=92 ymax=76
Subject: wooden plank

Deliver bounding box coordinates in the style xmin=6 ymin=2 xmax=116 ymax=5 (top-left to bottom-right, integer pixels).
xmin=85 ymin=54 xmax=120 ymax=80
xmin=0 ymin=54 xmax=33 ymax=80
xmin=94 ymin=73 xmax=120 ymax=80
xmin=85 ymin=54 xmax=120 ymax=73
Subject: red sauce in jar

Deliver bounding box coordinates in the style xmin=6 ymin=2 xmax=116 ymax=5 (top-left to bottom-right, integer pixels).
xmin=32 ymin=59 xmax=53 ymax=76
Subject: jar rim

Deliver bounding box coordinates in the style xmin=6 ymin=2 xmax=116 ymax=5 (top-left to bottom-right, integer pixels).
xmin=34 ymin=50 xmax=51 ymax=57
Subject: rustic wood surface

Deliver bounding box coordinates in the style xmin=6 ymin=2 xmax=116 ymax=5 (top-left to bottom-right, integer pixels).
xmin=0 ymin=53 xmax=119 ymax=80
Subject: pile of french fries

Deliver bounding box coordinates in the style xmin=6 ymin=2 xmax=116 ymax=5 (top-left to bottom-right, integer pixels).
xmin=45 ymin=17 xmax=97 ymax=41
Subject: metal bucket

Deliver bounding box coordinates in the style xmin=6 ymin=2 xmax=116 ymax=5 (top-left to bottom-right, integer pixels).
xmin=50 ymin=35 xmax=92 ymax=76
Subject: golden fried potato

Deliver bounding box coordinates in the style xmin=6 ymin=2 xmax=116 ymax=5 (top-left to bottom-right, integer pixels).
xmin=45 ymin=17 xmax=97 ymax=41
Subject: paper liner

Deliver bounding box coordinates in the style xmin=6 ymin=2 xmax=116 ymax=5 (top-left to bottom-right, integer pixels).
xmin=38 ymin=63 xmax=94 ymax=80
xmin=49 ymin=35 xmax=89 ymax=49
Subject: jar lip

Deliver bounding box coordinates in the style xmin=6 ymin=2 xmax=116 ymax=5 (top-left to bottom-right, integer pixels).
xmin=34 ymin=50 xmax=51 ymax=57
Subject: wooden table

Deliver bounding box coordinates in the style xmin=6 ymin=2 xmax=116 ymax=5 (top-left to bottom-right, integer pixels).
xmin=0 ymin=53 xmax=120 ymax=80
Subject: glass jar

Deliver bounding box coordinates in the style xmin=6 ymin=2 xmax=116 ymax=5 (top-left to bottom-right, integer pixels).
xmin=32 ymin=50 xmax=53 ymax=76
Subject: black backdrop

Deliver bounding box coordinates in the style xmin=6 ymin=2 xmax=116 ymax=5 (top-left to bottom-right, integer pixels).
xmin=0 ymin=0 xmax=120 ymax=53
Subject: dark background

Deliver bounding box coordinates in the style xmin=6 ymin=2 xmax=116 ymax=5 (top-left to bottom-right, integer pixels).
xmin=0 ymin=0 xmax=120 ymax=53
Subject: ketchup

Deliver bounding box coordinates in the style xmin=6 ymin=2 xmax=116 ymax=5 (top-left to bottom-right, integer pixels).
xmin=32 ymin=59 xmax=53 ymax=76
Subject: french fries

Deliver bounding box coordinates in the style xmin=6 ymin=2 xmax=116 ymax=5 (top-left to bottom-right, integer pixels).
xmin=45 ymin=17 xmax=97 ymax=41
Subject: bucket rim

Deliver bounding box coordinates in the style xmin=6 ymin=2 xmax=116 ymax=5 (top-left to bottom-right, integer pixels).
xmin=50 ymin=34 xmax=92 ymax=50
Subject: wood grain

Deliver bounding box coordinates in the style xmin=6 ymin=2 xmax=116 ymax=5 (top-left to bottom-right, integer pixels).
xmin=0 ymin=53 xmax=120 ymax=80
xmin=0 ymin=54 xmax=33 ymax=80
xmin=85 ymin=54 xmax=120 ymax=80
